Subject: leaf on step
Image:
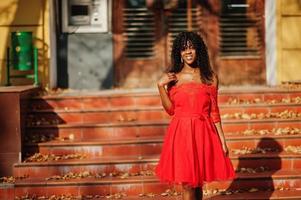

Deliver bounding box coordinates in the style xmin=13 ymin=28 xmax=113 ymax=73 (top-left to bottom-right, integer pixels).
xmin=254 ymin=98 xmax=261 ymax=103
xmin=68 ymin=134 xmax=75 ymax=140
xmin=146 ymin=193 xmax=155 ymax=197
xmin=232 ymin=146 xmax=279 ymax=155
xmin=161 ymin=192 xmax=168 ymax=196
xmin=248 ymin=188 xmax=259 ymax=192
xmin=117 ymin=115 xmax=125 ymax=122
xmin=120 ymin=172 xmax=129 ymax=179
xmin=24 ymin=153 xmax=87 ymax=163
xmin=285 ymin=145 xmax=301 ymax=154
xmin=241 ymin=113 xmax=251 ymax=120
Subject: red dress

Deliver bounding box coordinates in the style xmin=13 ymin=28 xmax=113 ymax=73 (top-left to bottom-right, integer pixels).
xmin=156 ymin=82 xmax=236 ymax=188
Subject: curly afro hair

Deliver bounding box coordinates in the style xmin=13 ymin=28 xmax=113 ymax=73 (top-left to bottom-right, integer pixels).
xmin=166 ymin=31 xmax=215 ymax=88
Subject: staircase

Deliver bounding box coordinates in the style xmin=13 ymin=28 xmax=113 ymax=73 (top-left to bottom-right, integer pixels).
xmin=1 ymin=86 xmax=301 ymax=199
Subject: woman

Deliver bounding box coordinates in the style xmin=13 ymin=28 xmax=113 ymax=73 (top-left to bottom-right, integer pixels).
xmin=156 ymin=31 xmax=236 ymax=200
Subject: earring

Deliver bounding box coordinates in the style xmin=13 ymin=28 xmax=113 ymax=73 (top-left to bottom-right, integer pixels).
xmin=181 ymin=57 xmax=183 ymax=63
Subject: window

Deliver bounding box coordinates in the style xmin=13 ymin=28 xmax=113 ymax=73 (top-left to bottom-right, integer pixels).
xmin=167 ymin=1 xmax=201 ymax=56
xmin=219 ymin=0 xmax=262 ymax=57
xmin=123 ymin=0 xmax=156 ymax=59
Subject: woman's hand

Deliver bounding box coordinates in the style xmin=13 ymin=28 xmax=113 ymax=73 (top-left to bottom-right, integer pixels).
xmin=222 ymin=143 xmax=229 ymax=157
xmin=157 ymin=72 xmax=178 ymax=87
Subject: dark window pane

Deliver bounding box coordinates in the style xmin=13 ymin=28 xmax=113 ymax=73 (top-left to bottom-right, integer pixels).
xmin=71 ymin=5 xmax=89 ymax=16
xmin=219 ymin=0 xmax=261 ymax=57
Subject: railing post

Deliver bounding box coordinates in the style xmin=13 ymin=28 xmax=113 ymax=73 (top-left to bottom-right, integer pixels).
xmin=34 ymin=47 xmax=39 ymax=86
xmin=6 ymin=47 xmax=11 ymax=86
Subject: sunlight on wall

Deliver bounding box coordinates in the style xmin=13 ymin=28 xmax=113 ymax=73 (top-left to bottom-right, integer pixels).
xmin=277 ymin=0 xmax=301 ymax=83
xmin=0 ymin=0 xmax=50 ymax=87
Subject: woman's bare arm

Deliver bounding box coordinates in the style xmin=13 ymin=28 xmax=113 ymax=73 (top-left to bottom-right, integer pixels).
xmin=157 ymin=72 xmax=178 ymax=114
xmin=211 ymin=74 xmax=229 ymax=156
xmin=214 ymin=121 xmax=229 ymax=156
xmin=157 ymin=84 xmax=174 ymax=112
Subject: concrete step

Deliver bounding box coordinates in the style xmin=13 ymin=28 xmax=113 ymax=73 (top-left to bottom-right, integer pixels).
xmin=9 ymin=170 xmax=301 ymax=196
xmin=23 ymin=135 xmax=301 ymax=159
xmin=3 ymin=187 xmax=301 ymax=200
xmin=13 ymin=176 xmax=178 ymax=198
xmin=24 ymin=131 xmax=301 ymax=146
xmin=28 ymin=87 xmax=301 ymax=111
xmin=206 ymin=190 xmax=301 ymax=200
xmin=13 ymin=153 xmax=301 ymax=178
xmin=25 ymin=105 xmax=301 ymax=125
xmin=25 ymin=119 xmax=301 ymax=141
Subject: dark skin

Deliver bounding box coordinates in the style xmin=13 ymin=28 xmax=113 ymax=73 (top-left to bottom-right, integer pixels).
xmin=157 ymin=44 xmax=229 ymax=200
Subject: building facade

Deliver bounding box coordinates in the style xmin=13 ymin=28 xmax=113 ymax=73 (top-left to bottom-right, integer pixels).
xmin=0 ymin=0 xmax=301 ymax=90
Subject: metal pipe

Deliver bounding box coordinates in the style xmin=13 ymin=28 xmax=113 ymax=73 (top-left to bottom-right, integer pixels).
xmin=34 ymin=47 xmax=39 ymax=86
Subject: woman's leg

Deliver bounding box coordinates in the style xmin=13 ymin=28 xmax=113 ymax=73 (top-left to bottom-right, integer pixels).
xmin=195 ymin=187 xmax=203 ymax=200
xmin=182 ymin=184 xmax=195 ymax=200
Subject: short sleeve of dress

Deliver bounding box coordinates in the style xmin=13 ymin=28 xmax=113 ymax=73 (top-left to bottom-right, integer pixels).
xmin=209 ymin=85 xmax=221 ymax=123
xmin=164 ymin=87 xmax=175 ymax=116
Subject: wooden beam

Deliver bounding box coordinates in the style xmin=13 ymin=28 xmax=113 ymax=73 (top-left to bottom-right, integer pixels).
xmin=187 ymin=0 xmax=192 ymax=31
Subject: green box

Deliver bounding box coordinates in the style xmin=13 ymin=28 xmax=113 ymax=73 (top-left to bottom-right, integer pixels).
xmin=11 ymin=31 xmax=33 ymax=70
